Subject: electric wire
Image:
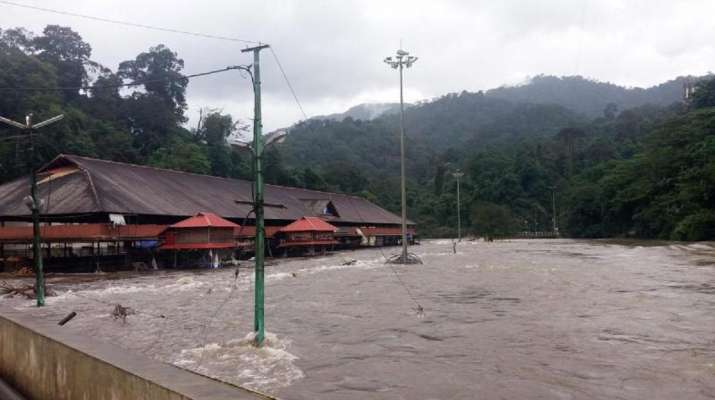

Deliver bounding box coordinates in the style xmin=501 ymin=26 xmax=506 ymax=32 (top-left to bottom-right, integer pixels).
xmin=0 ymin=66 xmax=247 ymax=91
xmin=269 ymin=47 xmax=308 ymax=120
xmin=346 ymin=195 xmax=423 ymax=315
xmin=0 ymin=0 xmax=259 ymax=44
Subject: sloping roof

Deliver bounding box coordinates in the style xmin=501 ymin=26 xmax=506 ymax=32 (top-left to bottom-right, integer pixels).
xmin=0 ymin=154 xmax=412 ymax=226
xmin=280 ymin=217 xmax=337 ymax=233
xmin=170 ymin=212 xmax=239 ymax=229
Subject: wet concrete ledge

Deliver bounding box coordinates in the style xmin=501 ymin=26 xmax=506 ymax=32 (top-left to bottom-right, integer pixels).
xmin=0 ymin=307 xmax=273 ymax=400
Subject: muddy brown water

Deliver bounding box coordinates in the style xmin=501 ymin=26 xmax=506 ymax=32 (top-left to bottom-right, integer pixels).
xmin=3 ymin=239 xmax=715 ymax=399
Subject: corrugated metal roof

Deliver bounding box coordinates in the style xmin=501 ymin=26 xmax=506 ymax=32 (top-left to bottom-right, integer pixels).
xmin=279 ymin=217 xmax=337 ymax=233
xmin=170 ymin=212 xmax=239 ymax=229
xmin=0 ymin=155 xmax=411 ymax=226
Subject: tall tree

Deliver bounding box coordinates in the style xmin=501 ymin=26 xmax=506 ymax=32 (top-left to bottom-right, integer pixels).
xmin=32 ymin=25 xmax=97 ymax=102
xmin=118 ymin=44 xmax=188 ymax=121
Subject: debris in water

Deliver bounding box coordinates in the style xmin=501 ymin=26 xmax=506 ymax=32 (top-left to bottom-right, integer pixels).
xmin=0 ymin=280 xmax=55 ymax=299
xmin=414 ymin=304 xmax=425 ymax=318
xmin=342 ymin=259 xmax=357 ymax=266
xmin=386 ymin=253 xmax=423 ymax=264
xmin=58 ymin=311 xmax=77 ymax=326
xmin=112 ymin=304 xmax=135 ymax=324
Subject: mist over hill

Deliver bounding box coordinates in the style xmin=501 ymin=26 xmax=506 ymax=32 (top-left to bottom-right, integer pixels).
xmin=485 ymin=75 xmax=692 ymax=117
xmin=283 ymin=73 xmax=696 ymax=176
xmin=314 ymin=103 xmax=401 ymax=122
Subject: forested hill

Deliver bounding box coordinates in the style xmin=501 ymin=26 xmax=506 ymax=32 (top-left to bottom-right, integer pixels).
xmin=278 ymin=78 xmax=715 ymax=240
xmin=1 ymin=24 xmax=714 ymax=240
xmin=485 ymin=75 xmax=693 ymax=118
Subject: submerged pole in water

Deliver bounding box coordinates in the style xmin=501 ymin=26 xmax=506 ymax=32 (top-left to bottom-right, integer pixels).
xmin=242 ymin=43 xmax=269 ymax=346
xmin=453 ymin=170 xmax=464 ymax=241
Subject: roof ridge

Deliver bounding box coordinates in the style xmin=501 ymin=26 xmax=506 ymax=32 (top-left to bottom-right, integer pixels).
xmin=64 ymin=154 xmax=246 ymax=184
xmin=62 ymin=154 xmax=373 ymax=201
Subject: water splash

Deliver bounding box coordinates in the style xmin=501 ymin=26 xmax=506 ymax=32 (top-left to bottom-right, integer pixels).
xmin=174 ymin=331 xmax=304 ymax=392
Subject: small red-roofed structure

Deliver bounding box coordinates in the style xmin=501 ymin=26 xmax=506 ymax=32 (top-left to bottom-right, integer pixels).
xmin=160 ymin=212 xmax=243 ymax=267
xmin=276 ymin=216 xmax=338 ymax=256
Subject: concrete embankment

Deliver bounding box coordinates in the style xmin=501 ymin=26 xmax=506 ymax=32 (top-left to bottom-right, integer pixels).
xmin=0 ymin=307 xmax=273 ymax=400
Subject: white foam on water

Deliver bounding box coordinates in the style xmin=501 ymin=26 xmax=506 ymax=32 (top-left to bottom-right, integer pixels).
xmin=420 ymin=251 xmax=456 ymax=257
xmin=431 ymin=239 xmax=453 ymax=245
xmin=70 ymin=276 xmax=207 ymax=298
xmin=290 ymin=257 xmax=385 ymax=277
xmin=686 ymin=243 xmax=715 ymax=250
xmin=174 ymin=331 xmax=304 ymax=392
xmin=266 ymin=272 xmax=294 ymax=282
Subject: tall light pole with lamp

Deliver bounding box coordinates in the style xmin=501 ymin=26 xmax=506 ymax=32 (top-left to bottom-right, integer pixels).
xmin=0 ymin=113 xmax=64 ymax=307
xmin=384 ymin=49 xmax=418 ymax=264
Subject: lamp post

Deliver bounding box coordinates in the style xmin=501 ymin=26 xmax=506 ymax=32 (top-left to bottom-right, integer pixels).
xmin=452 ymin=170 xmax=464 ymax=241
xmin=384 ymin=49 xmax=417 ymax=264
xmin=0 ymin=113 xmax=64 ymax=307
xmin=550 ymin=185 xmax=558 ymax=237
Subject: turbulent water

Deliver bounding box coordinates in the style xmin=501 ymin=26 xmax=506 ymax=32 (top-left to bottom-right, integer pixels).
xmin=3 ymin=239 xmax=715 ymax=399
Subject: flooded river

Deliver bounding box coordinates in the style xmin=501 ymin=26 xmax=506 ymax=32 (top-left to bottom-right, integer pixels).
xmin=3 ymin=239 xmax=715 ymax=399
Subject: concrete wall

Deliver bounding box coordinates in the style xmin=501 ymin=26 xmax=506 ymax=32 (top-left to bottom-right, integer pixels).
xmin=0 ymin=308 xmax=272 ymax=400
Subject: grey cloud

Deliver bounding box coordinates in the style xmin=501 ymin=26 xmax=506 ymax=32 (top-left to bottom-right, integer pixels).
xmin=2 ymin=0 xmax=714 ymax=132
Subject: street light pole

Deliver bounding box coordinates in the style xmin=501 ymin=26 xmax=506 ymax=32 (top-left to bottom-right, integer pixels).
xmin=0 ymin=113 xmax=64 ymax=307
xmin=241 ymin=43 xmax=270 ymax=347
xmin=453 ymin=170 xmax=464 ymax=241
xmin=384 ymin=49 xmax=418 ymax=264
xmin=551 ymin=186 xmax=558 ymax=236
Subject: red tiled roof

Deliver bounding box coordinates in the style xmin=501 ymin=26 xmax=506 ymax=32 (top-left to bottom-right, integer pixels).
xmin=280 ymin=217 xmax=337 ymax=233
xmin=170 ymin=212 xmax=239 ymax=229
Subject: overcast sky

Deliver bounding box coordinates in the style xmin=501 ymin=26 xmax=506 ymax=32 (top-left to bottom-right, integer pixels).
xmin=2 ymin=0 xmax=714 ymax=131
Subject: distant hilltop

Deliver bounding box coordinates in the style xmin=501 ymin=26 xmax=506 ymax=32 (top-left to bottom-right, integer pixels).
xmin=483 ymin=74 xmax=708 ymax=118
xmin=312 ymin=102 xmax=402 ymax=122
xmin=308 ymin=75 xmax=709 ymax=124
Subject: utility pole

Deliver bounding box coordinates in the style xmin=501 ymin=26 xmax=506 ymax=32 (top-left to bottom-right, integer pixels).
xmin=384 ymin=49 xmax=418 ymax=263
xmin=453 ymin=170 xmax=464 ymax=241
xmin=241 ymin=43 xmax=270 ymax=347
xmin=0 ymin=113 xmax=64 ymax=307
xmin=551 ymin=186 xmax=558 ymax=236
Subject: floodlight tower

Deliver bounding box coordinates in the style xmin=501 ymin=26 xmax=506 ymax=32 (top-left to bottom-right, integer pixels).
xmin=384 ymin=49 xmax=418 ymax=264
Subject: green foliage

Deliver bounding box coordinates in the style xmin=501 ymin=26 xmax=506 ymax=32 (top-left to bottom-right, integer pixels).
xmin=0 ymin=25 xmax=249 ymax=182
xmin=149 ymin=139 xmax=210 ymax=174
xmin=470 ymin=201 xmax=519 ymax=238
xmin=671 ymin=210 xmax=715 ymax=241
xmin=692 ymin=77 xmax=715 ymax=109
